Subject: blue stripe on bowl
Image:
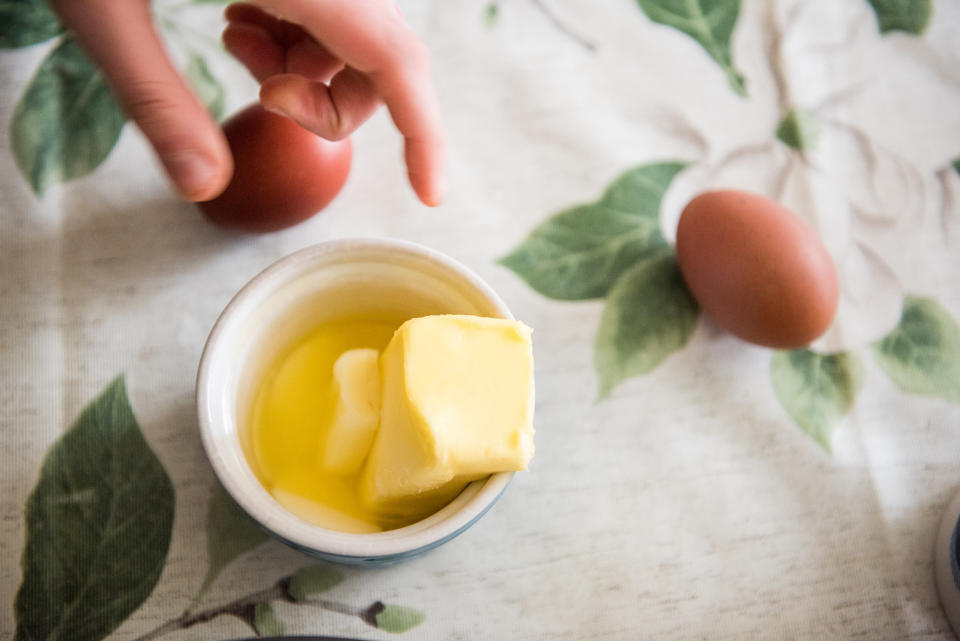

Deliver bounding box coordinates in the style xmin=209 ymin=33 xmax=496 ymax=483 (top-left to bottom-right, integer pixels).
xmin=951 ymin=511 xmax=960 ymax=591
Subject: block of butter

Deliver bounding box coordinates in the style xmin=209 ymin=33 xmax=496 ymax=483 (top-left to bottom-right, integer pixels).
xmin=360 ymin=315 xmax=535 ymax=517
xmin=321 ymin=348 xmax=381 ymax=476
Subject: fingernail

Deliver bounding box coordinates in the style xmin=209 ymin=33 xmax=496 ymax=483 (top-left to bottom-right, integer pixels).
xmin=166 ymin=151 xmax=217 ymax=200
xmin=262 ymin=103 xmax=293 ymax=119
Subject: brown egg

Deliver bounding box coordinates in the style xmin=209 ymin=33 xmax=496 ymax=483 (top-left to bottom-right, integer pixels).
xmin=198 ymin=104 xmax=351 ymax=233
xmin=675 ymin=190 xmax=839 ymax=349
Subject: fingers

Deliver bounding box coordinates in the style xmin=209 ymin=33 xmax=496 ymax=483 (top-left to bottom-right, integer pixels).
xmin=247 ymin=0 xmax=446 ymax=205
xmin=222 ymin=22 xmax=285 ymax=83
xmin=235 ymin=0 xmax=445 ymax=205
xmin=370 ymin=48 xmax=446 ymax=206
xmin=226 ymin=2 xmax=308 ymax=43
xmin=285 ymin=39 xmax=344 ymax=83
xmin=260 ymin=68 xmax=380 ymax=140
xmin=223 ymin=22 xmax=343 ymax=83
xmin=50 ymin=0 xmax=232 ymax=201
xmin=225 ymin=3 xmax=341 ymax=83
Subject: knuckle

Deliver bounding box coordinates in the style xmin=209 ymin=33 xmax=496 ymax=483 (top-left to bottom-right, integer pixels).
xmin=121 ymin=80 xmax=177 ymax=120
xmin=118 ymin=80 xmax=195 ymax=151
xmin=307 ymin=91 xmax=349 ymax=139
xmin=400 ymin=37 xmax=431 ymax=75
xmin=323 ymin=118 xmax=351 ymax=140
xmin=373 ymin=27 xmax=430 ymax=81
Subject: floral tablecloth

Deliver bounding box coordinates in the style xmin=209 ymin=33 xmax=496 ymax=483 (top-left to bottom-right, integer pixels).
xmin=3 ymin=0 xmax=960 ymax=639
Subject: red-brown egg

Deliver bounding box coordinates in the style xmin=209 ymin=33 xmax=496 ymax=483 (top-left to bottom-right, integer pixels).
xmin=675 ymin=190 xmax=839 ymax=349
xmin=198 ymin=104 xmax=351 ymax=233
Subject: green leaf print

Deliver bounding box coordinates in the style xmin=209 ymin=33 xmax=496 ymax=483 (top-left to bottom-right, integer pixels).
xmin=776 ymin=107 xmax=820 ymax=153
xmin=500 ymin=162 xmax=687 ymax=300
xmin=866 ymin=0 xmax=932 ymax=34
xmin=14 ymin=376 xmax=175 ymax=641
xmin=11 ymin=36 xmax=127 ymax=195
xmin=485 ymin=3 xmax=500 ymax=28
xmin=952 ymin=157 xmax=960 ymax=176
xmin=771 ymin=350 xmax=864 ymax=451
xmin=185 ymin=53 xmax=225 ymax=121
xmin=634 ymin=0 xmax=746 ymax=96
xmin=595 ymin=249 xmax=699 ymax=397
xmin=197 ymin=481 xmax=269 ymax=600
xmin=365 ymin=603 xmax=426 ymax=634
xmin=287 ymin=564 xmax=344 ymax=601
xmin=253 ymin=602 xmax=285 ymax=636
xmin=0 ymin=0 xmax=64 ymax=48
xmin=873 ymin=296 xmax=960 ymax=402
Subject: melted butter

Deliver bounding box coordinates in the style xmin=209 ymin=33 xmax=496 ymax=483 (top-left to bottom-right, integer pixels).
xmin=245 ymin=315 xmax=536 ymax=534
xmin=245 ymin=318 xmax=399 ymax=533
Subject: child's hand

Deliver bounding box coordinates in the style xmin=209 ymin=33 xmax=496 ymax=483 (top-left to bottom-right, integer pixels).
xmin=50 ymin=0 xmax=445 ymax=206
xmin=224 ymin=1 xmax=445 ymax=206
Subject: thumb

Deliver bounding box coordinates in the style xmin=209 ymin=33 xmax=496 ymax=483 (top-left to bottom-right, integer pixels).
xmin=51 ymin=0 xmax=232 ymax=201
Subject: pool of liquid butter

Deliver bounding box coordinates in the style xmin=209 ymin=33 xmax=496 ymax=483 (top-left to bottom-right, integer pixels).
xmin=244 ymin=318 xmax=406 ymax=533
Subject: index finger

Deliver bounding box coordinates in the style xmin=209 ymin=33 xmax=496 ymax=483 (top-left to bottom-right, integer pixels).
xmin=370 ymin=42 xmax=446 ymax=206
xmin=248 ymin=0 xmax=445 ymax=205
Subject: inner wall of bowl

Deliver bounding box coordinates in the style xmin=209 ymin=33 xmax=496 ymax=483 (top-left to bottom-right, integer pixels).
xmin=233 ymin=252 xmax=507 ymax=443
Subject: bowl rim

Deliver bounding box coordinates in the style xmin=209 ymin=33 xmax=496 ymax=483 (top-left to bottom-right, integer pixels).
xmin=196 ymin=237 xmax=517 ymax=559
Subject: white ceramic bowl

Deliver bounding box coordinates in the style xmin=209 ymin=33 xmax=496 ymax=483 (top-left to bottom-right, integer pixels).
xmin=197 ymin=238 xmax=517 ymax=565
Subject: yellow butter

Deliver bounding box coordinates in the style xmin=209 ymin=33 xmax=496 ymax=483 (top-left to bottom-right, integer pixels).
xmin=272 ymin=488 xmax=383 ymax=534
xmin=246 ymin=319 xmax=397 ymax=532
xmin=321 ymin=348 xmax=381 ymax=476
xmin=360 ymin=315 xmax=535 ymax=517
